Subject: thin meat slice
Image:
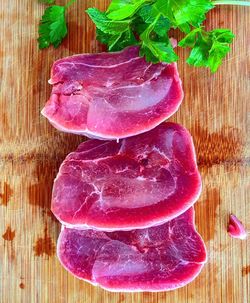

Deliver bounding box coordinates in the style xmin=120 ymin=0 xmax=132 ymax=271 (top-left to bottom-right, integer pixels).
xmin=52 ymin=122 xmax=201 ymax=230
xmin=41 ymin=46 xmax=183 ymax=140
xmin=57 ymin=207 xmax=207 ymax=292
xmin=228 ymin=214 xmax=247 ymax=240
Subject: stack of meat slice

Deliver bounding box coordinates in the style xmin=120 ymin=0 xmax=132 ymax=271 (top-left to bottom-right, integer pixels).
xmin=42 ymin=47 xmax=207 ymax=292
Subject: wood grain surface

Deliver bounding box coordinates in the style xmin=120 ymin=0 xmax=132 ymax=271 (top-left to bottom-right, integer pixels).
xmin=0 ymin=1 xmax=249 ymax=302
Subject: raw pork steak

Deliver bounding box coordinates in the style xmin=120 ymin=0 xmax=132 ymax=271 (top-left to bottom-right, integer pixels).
xmin=57 ymin=207 xmax=207 ymax=292
xmin=41 ymin=46 xmax=183 ymax=140
xmin=52 ymin=122 xmax=201 ymax=230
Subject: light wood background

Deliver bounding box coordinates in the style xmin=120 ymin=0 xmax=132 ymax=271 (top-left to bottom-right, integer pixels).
xmin=0 ymin=1 xmax=249 ymax=302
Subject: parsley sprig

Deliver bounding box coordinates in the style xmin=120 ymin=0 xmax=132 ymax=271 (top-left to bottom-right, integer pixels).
xmin=38 ymin=0 xmax=76 ymax=49
xmin=38 ymin=0 xmax=250 ymax=72
xmin=179 ymin=27 xmax=235 ymax=72
xmin=86 ymin=0 xmax=249 ymax=72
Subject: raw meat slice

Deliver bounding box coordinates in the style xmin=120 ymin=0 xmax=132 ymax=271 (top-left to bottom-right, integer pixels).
xmin=41 ymin=46 xmax=183 ymax=140
xmin=228 ymin=214 xmax=247 ymax=240
xmin=57 ymin=207 xmax=207 ymax=292
xmin=52 ymin=122 xmax=201 ymax=230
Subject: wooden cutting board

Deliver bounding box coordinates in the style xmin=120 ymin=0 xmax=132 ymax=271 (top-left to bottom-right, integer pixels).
xmin=0 ymin=1 xmax=249 ymax=302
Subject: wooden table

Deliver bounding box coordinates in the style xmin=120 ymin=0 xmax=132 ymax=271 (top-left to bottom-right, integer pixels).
xmin=0 ymin=1 xmax=249 ymax=302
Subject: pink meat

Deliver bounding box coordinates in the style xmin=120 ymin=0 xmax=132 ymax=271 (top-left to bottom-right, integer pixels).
xmin=41 ymin=47 xmax=183 ymax=140
xmin=52 ymin=122 xmax=201 ymax=230
xmin=228 ymin=214 xmax=247 ymax=240
xmin=57 ymin=207 xmax=207 ymax=292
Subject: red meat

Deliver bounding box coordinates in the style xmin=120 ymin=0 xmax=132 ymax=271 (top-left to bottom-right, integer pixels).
xmin=57 ymin=207 xmax=207 ymax=292
xmin=41 ymin=47 xmax=183 ymax=140
xmin=52 ymin=122 xmax=201 ymax=230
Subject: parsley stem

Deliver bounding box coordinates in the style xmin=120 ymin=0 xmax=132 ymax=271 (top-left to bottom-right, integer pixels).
xmin=213 ymin=1 xmax=250 ymax=6
xmin=65 ymin=0 xmax=77 ymax=10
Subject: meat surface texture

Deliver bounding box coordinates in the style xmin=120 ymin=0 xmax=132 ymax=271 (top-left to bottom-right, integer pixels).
xmin=52 ymin=122 xmax=201 ymax=230
xmin=57 ymin=207 xmax=207 ymax=292
xmin=41 ymin=47 xmax=183 ymax=140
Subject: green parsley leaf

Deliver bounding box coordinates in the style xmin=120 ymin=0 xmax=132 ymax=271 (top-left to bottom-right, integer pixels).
xmin=173 ymin=0 xmax=214 ymax=30
xmin=137 ymin=3 xmax=175 ymax=63
xmin=186 ymin=41 xmax=210 ymax=67
xmin=131 ymin=15 xmax=148 ymax=35
xmin=179 ymin=28 xmax=234 ymax=72
xmin=38 ymin=6 xmax=67 ymax=49
xmin=107 ymin=0 xmax=143 ymax=12
xmin=138 ymin=4 xmax=158 ymax=23
xmin=140 ymin=19 xmax=178 ymax=64
xmin=208 ymin=29 xmax=234 ymax=72
xmin=153 ymin=15 xmax=171 ymax=37
xmin=208 ymin=41 xmax=231 ymax=72
xmin=39 ymin=0 xmax=55 ymax=4
xmin=178 ymin=28 xmax=201 ymax=47
xmin=211 ymin=28 xmax=235 ymax=43
xmin=97 ymin=28 xmax=138 ymax=51
xmin=138 ymin=5 xmax=171 ymax=36
xmin=107 ymin=0 xmax=149 ymax=21
xmin=154 ymin=0 xmax=214 ymax=33
xmin=86 ymin=8 xmax=131 ymax=34
xmin=140 ymin=38 xmax=178 ymax=63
